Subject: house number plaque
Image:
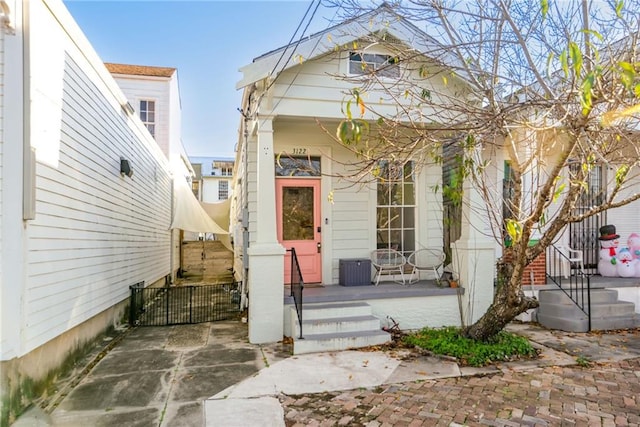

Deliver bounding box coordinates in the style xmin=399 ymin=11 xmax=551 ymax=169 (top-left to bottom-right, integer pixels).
xmin=292 ymin=148 xmax=307 ymax=155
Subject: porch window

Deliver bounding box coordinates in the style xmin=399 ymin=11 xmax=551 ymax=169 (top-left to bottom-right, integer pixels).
xmin=349 ymin=52 xmax=400 ymax=78
xmin=275 ymin=155 xmax=321 ymax=177
xmin=376 ymin=161 xmax=415 ymax=257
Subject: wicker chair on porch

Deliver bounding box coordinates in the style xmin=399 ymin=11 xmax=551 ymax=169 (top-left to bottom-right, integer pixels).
xmin=371 ymin=249 xmax=407 ymax=285
xmin=407 ymin=249 xmax=446 ymax=284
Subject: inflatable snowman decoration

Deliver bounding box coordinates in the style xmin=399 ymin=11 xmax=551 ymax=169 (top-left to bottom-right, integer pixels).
xmin=598 ymin=224 xmax=620 ymax=277
xmin=616 ymin=247 xmax=636 ymax=278
xmin=628 ymin=233 xmax=640 ymax=261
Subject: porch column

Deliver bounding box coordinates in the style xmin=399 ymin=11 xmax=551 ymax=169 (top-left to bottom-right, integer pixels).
xmin=247 ymin=117 xmax=285 ymax=344
xmin=452 ymin=173 xmax=495 ymax=326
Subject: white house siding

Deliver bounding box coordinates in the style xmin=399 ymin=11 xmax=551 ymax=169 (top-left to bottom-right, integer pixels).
xmin=271 ymin=118 xmax=443 ymax=285
xmin=235 ymin=44 xmax=455 ymax=285
xmin=0 ymin=12 xmax=5 ymax=362
xmin=0 ymin=0 xmax=172 ymax=402
xmin=23 ymin=0 xmax=173 ymax=355
xmin=202 ymin=176 xmax=229 ymax=203
xmin=606 ymin=171 xmax=640 ymax=240
xmin=271 ymin=49 xmax=467 ymax=121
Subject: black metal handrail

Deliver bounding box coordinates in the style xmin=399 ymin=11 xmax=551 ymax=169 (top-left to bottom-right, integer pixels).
xmin=288 ymin=248 xmax=304 ymax=339
xmin=546 ymin=245 xmax=592 ymax=331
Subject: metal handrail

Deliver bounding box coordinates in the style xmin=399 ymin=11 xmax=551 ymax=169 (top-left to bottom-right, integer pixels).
xmin=546 ymin=244 xmax=592 ymax=331
xmin=288 ymin=248 xmax=304 ymax=339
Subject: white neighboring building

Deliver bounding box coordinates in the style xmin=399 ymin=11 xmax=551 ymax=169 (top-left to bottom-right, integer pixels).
xmin=0 ymin=0 xmax=176 ymax=423
xmin=105 ymin=63 xmax=195 ymax=185
xmin=190 ymin=156 xmax=234 ymax=203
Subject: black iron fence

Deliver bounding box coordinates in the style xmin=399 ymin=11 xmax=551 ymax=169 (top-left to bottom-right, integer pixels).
xmin=129 ymin=281 xmax=242 ymax=326
xmin=288 ymin=248 xmax=304 ymax=339
xmin=546 ymin=245 xmax=591 ymax=330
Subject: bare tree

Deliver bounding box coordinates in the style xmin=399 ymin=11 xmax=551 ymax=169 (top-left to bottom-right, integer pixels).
xmin=326 ymin=0 xmax=640 ymax=340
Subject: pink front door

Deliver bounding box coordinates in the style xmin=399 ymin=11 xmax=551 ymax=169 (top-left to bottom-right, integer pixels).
xmin=276 ymin=179 xmax=322 ymax=284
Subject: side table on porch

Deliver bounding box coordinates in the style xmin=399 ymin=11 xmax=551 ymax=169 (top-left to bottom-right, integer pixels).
xmin=339 ymin=258 xmax=372 ymax=286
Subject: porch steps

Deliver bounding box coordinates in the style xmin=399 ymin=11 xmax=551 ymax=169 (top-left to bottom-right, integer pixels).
xmin=290 ymin=302 xmax=391 ymax=355
xmin=536 ymin=288 xmax=640 ymax=332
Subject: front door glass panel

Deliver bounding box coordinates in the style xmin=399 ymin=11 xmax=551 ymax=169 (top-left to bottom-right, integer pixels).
xmin=282 ymin=187 xmax=315 ymax=241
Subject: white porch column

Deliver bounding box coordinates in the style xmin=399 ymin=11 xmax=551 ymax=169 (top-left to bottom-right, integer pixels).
xmin=452 ymin=176 xmax=496 ymax=326
xmin=247 ymin=117 xmax=285 ymax=344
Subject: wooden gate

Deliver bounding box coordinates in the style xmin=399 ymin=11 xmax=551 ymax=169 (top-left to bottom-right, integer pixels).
xmin=181 ymin=240 xmax=233 ymax=282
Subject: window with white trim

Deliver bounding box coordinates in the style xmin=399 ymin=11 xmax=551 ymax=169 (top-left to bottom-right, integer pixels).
xmin=139 ymin=100 xmax=156 ymax=138
xmin=376 ymin=161 xmax=415 ymax=257
xmin=218 ymin=180 xmax=229 ymax=200
xmin=349 ymin=52 xmax=399 ymax=78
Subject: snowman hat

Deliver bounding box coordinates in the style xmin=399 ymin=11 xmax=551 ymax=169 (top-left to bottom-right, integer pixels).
xmin=599 ymin=224 xmax=620 ymax=240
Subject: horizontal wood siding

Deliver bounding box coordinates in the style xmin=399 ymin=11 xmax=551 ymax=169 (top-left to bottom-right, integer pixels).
xmin=0 ymin=27 xmax=4 ymax=291
xmin=329 ymin=145 xmax=373 ymax=282
xmin=607 ymin=173 xmax=640 ymax=240
xmin=269 ymin=50 xmax=467 ymax=121
xmin=24 ymin=52 xmax=172 ymax=352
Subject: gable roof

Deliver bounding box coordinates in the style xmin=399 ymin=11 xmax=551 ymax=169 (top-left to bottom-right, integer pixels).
xmin=105 ymin=63 xmax=176 ymax=78
xmin=236 ymin=4 xmax=463 ymax=89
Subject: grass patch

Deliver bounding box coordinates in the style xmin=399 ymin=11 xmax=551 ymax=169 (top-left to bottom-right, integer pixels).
xmin=404 ymin=326 xmax=538 ymax=367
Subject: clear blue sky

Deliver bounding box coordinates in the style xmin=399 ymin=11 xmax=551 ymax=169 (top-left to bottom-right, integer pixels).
xmin=64 ymin=1 xmax=336 ymax=158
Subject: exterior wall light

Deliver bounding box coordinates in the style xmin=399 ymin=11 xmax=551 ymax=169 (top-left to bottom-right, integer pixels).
xmin=120 ymin=157 xmax=133 ymax=178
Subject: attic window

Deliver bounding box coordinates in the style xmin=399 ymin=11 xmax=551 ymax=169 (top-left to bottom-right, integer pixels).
xmin=349 ymin=52 xmax=399 ymax=78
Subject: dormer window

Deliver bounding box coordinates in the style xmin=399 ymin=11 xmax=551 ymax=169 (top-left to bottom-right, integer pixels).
xmin=349 ymin=52 xmax=399 ymax=78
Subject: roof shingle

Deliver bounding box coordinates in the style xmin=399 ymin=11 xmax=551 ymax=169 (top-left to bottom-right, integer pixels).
xmin=105 ymin=62 xmax=176 ymax=78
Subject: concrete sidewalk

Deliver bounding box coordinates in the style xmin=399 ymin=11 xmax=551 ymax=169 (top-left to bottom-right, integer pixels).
xmin=12 ymin=322 xmax=640 ymax=426
xmin=14 ymin=322 xmax=291 ymax=427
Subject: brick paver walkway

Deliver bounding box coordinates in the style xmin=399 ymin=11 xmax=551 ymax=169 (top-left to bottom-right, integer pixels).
xmin=281 ymin=358 xmax=640 ymax=426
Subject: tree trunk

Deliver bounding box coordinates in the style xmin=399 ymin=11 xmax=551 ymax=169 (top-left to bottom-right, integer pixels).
xmin=463 ymin=259 xmax=539 ymax=341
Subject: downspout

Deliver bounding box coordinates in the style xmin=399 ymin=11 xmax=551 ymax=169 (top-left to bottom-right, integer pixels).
xmin=240 ymin=84 xmax=256 ymax=310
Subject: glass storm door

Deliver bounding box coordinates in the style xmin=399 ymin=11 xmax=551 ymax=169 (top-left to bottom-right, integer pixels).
xmin=276 ymin=179 xmax=322 ymax=284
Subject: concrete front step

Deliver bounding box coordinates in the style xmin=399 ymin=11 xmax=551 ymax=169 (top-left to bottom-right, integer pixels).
xmin=537 ymin=288 xmax=640 ymax=332
xmin=538 ymin=288 xmax=620 ymax=304
xmin=290 ymin=301 xmax=391 ymax=354
xmin=301 ymin=302 xmax=373 ymax=320
xmin=591 ymin=314 xmax=640 ymax=331
xmin=293 ymin=330 xmax=391 ymax=355
xmin=539 ymin=301 xmax=636 ymax=318
xmin=295 ymin=315 xmax=382 ymax=336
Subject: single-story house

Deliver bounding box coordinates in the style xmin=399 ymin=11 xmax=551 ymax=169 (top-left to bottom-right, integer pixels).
xmin=230 ymin=5 xmax=497 ymax=349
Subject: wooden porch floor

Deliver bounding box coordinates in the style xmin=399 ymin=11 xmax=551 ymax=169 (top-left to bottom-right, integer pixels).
xmin=284 ymin=280 xmax=461 ymax=305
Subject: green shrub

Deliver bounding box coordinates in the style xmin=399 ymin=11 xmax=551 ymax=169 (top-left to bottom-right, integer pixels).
xmin=403 ymin=326 xmax=538 ymax=367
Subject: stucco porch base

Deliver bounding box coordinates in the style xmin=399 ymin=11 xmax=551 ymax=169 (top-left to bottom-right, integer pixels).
xmin=283 ymin=281 xmax=464 ymax=337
